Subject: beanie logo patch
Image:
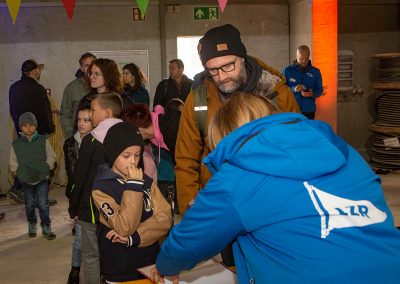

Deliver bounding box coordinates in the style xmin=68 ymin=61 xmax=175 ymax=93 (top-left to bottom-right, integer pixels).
xmin=217 ymin=43 xmax=228 ymax=51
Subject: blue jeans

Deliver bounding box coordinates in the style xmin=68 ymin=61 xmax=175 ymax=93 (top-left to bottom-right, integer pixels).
xmin=71 ymin=220 xmax=82 ymax=267
xmin=23 ymin=180 xmax=51 ymax=226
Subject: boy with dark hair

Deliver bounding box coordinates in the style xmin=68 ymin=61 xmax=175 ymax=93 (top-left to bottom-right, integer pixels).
xmin=64 ymin=102 xmax=93 ymax=284
xmin=69 ymin=91 xmax=123 ymax=283
xmin=9 ymin=112 xmax=57 ymax=240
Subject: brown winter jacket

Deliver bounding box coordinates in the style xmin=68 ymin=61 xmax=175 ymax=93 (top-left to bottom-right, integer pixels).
xmin=92 ymin=181 xmax=172 ymax=247
xmin=175 ymin=57 xmax=300 ymax=214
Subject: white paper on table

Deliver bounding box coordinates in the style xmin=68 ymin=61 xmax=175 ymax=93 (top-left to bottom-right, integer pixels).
xmin=137 ymin=259 xmax=238 ymax=284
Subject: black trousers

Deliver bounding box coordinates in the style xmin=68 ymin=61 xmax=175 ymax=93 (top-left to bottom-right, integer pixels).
xmin=302 ymin=111 xmax=316 ymax=120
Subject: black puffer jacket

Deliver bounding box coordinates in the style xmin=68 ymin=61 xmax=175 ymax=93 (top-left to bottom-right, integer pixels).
xmin=9 ymin=75 xmax=54 ymax=135
xmin=153 ymin=75 xmax=193 ymax=109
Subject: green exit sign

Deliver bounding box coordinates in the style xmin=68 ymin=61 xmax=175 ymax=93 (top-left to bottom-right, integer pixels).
xmin=193 ymin=7 xmax=219 ymax=20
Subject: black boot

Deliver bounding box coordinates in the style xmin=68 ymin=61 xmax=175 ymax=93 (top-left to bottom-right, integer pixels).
xmin=67 ymin=266 xmax=80 ymax=284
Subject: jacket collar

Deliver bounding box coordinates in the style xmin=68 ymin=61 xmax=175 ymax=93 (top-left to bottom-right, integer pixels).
xmin=293 ymin=59 xmax=312 ymax=72
xmin=19 ymin=131 xmax=40 ymax=142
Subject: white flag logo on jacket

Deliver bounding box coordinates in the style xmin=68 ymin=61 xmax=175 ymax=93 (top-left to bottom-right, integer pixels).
xmin=304 ymin=182 xmax=387 ymax=238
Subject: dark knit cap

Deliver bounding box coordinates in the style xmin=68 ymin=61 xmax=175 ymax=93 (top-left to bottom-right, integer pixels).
xmin=19 ymin=112 xmax=38 ymax=128
xmin=21 ymin=60 xmax=38 ymax=72
xmin=103 ymin=122 xmax=144 ymax=167
xmin=198 ymin=24 xmax=247 ymax=65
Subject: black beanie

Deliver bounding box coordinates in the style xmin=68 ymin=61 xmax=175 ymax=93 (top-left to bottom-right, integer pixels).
xmin=103 ymin=122 xmax=144 ymax=167
xmin=21 ymin=60 xmax=38 ymax=72
xmin=198 ymin=24 xmax=247 ymax=65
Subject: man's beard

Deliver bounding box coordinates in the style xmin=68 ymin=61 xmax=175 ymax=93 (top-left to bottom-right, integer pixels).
xmin=215 ymin=61 xmax=247 ymax=94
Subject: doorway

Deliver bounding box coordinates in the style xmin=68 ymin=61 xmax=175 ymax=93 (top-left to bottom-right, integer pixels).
xmin=177 ymin=36 xmax=203 ymax=80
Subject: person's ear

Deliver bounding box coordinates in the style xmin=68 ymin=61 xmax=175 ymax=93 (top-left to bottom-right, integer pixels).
xmin=105 ymin=108 xmax=112 ymax=118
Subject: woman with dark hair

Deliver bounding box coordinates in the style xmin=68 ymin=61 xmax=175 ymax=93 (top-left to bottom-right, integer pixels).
xmin=122 ymin=102 xmax=183 ymax=213
xmin=122 ymin=63 xmax=150 ymax=106
xmin=83 ymin=58 xmax=132 ymax=112
xmin=87 ymin=58 xmax=123 ymax=93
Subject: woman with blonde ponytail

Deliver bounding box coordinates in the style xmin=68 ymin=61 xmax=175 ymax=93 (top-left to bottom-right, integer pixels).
xmin=153 ymin=92 xmax=400 ymax=284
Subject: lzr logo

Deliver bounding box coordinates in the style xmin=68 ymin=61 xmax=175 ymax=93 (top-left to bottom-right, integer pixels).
xmin=304 ymin=182 xmax=387 ymax=238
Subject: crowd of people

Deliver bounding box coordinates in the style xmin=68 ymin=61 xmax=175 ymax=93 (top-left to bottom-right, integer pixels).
xmin=2 ymin=23 xmax=400 ymax=284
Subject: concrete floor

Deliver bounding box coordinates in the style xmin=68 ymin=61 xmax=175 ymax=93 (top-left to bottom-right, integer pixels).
xmin=0 ymin=186 xmax=72 ymax=284
xmin=0 ymin=172 xmax=399 ymax=283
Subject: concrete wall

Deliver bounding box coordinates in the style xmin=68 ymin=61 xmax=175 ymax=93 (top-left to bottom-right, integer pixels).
xmin=0 ymin=1 xmax=291 ymax=190
xmin=1 ymin=0 xmax=398 ymax=189
xmin=337 ymin=2 xmax=400 ymax=157
xmin=163 ymin=3 xmax=289 ymax=75
xmin=289 ymin=0 xmax=312 ymax=62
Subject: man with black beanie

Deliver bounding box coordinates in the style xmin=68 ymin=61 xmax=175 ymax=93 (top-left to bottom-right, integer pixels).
xmin=174 ymin=24 xmax=300 ymax=267
xmin=175 ymin=24 xmax=300 ymax=214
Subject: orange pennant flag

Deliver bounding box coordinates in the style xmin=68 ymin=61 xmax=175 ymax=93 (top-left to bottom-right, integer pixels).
xmin=62 ymin=0 xmax=77 ymax=20
xmin=136 ymin=0 xmax=150 ymax=17
xmin=218 ymin=0 xmax=228 ymax=13
xmin=6 ymin=0 xmax=21 ymax=24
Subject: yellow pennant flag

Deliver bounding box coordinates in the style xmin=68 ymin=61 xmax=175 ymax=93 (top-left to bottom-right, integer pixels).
xmin=136 ymin=0 xmax=150 ymax=17
xmin=6 ymin=0 xmax=22 ymax=24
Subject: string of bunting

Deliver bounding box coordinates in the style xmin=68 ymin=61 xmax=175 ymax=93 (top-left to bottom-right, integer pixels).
xmin=4 ymin=0 xmax=230 ymax=24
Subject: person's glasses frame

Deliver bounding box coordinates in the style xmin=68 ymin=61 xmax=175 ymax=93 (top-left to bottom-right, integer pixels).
xmin=88 ymin=71 xmax=103 ymax=78
xmin=206 ymin=56 xmax=238 ymax=77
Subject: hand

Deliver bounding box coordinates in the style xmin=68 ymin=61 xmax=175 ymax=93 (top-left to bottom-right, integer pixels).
xmin=294 ymin=84 xmax=305 ymax=92
xmin=301 ymin=89 xmax=313 ymax=97
xmin=106 ymin=229 xmax=128 ymax=244
xmin=127 ymin=164 xmax=143 ymax=180
xmin=150 ymin=267 xmax=179 ymax=284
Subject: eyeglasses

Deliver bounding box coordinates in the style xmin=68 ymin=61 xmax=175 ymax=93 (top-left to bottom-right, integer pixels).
xmin=88 ymin=71 xmax=103 ymax=78
xmin=206 ymin=57 xmax=238 ymax=77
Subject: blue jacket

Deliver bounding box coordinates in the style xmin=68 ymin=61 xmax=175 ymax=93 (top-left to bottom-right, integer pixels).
xmin=282 ymin=62 xmax=323 ymax=112
xmin=156 ymin=113 xmax=400 ymax=284
xmin=124 ymin=85 xmax=150 ymax=106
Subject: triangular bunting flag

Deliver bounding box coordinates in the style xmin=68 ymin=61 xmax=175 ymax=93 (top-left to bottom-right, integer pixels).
xmin=136 ymin=0 xmax=150 ymax=17
xmin=304 ymin=182 xmax=387 ymax=239
xmin=6 ymin=0 xmax=21 ymax=24
xmin=62 ymin=0 xmax=77 ymax=20
xmin=218 ymin=0 xmax=228 ymax=13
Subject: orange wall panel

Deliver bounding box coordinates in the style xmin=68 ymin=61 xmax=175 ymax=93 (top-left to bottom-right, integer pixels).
xmin=312 ymin=0 xmax=338 ymax=131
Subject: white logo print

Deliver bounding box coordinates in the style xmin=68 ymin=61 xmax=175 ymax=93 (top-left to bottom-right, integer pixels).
xmin=143 ymin=188 xmax=152 ymax=212
xmin=304 ymin=182 xmax=387 ymax=238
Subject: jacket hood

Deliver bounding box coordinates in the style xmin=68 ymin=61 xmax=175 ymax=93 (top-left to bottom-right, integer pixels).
xmin=150 ymin=105 xmax=169 ymax=151
xmin=293 ymin=59 xmax=313 ymax=72
xmin=203 ymin=113 xmax=349 ymax=180
xmin=91 ymin=118 xmax=123 ymax=143
xmin=95 ymin=163 xmax=123 ymax=181
xmin=253 ymin=56 xmax=287 ymax=93
xmin=20 ymin=131 xmax=39 ymax=142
